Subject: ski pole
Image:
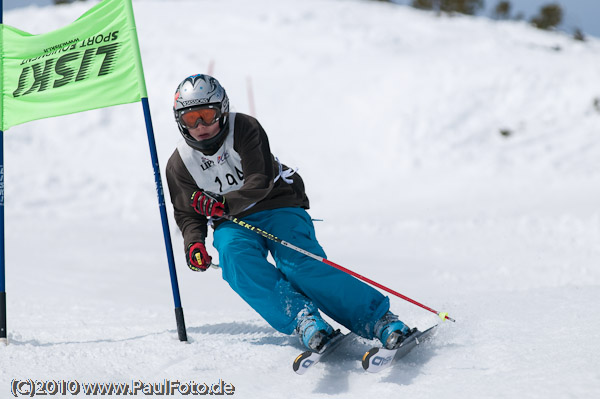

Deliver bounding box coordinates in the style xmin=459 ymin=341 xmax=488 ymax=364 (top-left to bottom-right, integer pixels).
xmin=218 ymin=213 xmax=455 ymax=323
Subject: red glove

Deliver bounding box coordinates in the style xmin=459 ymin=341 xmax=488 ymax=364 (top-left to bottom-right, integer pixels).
xmin=190 ymin=190 xmax=226 ymax=217
xmin=187 ymin=242 xmax=212 ymax=272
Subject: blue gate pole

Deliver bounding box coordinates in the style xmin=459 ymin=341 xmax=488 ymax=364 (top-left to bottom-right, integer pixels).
xmin=141 ymin=97 xmax=187 ymax=342
xmin=1 ymin=130 xmax=6 ymax=345
xmin=0 ymin=0 xmax=8 ymax=345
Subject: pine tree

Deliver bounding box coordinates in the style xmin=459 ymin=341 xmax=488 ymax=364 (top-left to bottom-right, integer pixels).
xmin=573 ymin=28 xmax=586 ymax=41
xmin=54 ymin=0 xmax=88 ymax=4
xmin=530 ymin=4 xmax=563 ymax=30
xmin=412 ymin=0 xmax=435 ymax=10
xmin=440 ymin=0 xmax=484 ymax=15
xmin=493 ymin=1 xmax=511 ymax=19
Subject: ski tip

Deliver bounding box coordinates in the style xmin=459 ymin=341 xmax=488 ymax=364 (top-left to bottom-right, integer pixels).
xmin=361 ymin=347 xmax=379 ymax=371
xmin=293 ymin=351 xmax=313 ymax=374
xmin=294 ymin=352 xmax=305 ymax=366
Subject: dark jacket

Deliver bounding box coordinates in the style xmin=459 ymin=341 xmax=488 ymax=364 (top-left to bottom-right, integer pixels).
xmin=166 ymin=113 xmax=310 ymax=249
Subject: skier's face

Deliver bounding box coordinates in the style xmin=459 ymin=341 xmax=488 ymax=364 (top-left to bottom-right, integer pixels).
xmin=188 ymin=121 xmax=220 ymax=141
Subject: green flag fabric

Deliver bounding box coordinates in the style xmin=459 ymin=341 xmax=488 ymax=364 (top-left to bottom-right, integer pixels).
xmin=0 ymin=0 xmax=147 ymax=130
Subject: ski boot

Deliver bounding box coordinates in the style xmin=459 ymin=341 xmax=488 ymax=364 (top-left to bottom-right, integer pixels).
xmin=374 ymin=311 xmax=416 ymax=349
xmin=295 ymin=310 xmax=335 ymax=353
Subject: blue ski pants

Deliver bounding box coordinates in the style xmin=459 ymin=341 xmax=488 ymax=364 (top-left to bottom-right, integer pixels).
xmin=213 ymin=207 xmax=389 ymax=338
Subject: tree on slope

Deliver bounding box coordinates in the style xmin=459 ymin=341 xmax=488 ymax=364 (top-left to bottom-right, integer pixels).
xmin=530 ymin=3 xmax=563 ymax=30
xmin=412 ymin=0 xmax=485 ymax=16
xmin=440 ymin=0 xmax=485 ymax=15
xmin=54 ymin=0 xmax=88 ymax=5
xmin=493 ymin=1 xmax=511 ymax=19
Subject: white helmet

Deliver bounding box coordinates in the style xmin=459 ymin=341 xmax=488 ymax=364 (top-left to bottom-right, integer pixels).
xmin=173 ymin=74 xmax=230 ymax=151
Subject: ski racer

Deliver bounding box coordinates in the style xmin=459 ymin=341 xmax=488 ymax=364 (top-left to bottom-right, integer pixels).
xmin=165 ymin=74 xmax=413 ymax=352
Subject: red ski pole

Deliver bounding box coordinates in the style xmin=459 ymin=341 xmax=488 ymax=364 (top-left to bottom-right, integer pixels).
xmin=219 ymin=214 xmax=455 ymax=323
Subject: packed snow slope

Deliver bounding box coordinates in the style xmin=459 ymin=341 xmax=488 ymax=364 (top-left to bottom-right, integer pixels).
xmin=2 ymin=0 xmax=600 ymax=398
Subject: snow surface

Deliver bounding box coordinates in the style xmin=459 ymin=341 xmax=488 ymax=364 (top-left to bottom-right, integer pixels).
xmin=2 ymin=0 xmax=600 ymax=398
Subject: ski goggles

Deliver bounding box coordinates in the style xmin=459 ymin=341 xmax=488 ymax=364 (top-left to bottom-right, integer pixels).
xmin=179 ymin=105 xmax=222 ymax=128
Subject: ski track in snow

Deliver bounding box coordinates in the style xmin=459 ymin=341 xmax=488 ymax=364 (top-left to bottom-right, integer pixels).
xmin=1 ymin=1 xmax=600 ymax=398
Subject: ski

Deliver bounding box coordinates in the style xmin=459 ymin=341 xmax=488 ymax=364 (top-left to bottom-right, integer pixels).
xmin=361 ymin=325 xmax=437 ymax=373
xmin=292 ymin=330 xmax=351 ymax=375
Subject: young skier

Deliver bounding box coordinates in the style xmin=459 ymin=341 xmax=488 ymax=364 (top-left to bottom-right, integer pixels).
xmin=165 ymin=74 xmax=413 ymax=352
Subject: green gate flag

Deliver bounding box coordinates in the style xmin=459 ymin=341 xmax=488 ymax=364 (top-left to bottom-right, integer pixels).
xmin=0 ymin=0 xmax=147 ymax=131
